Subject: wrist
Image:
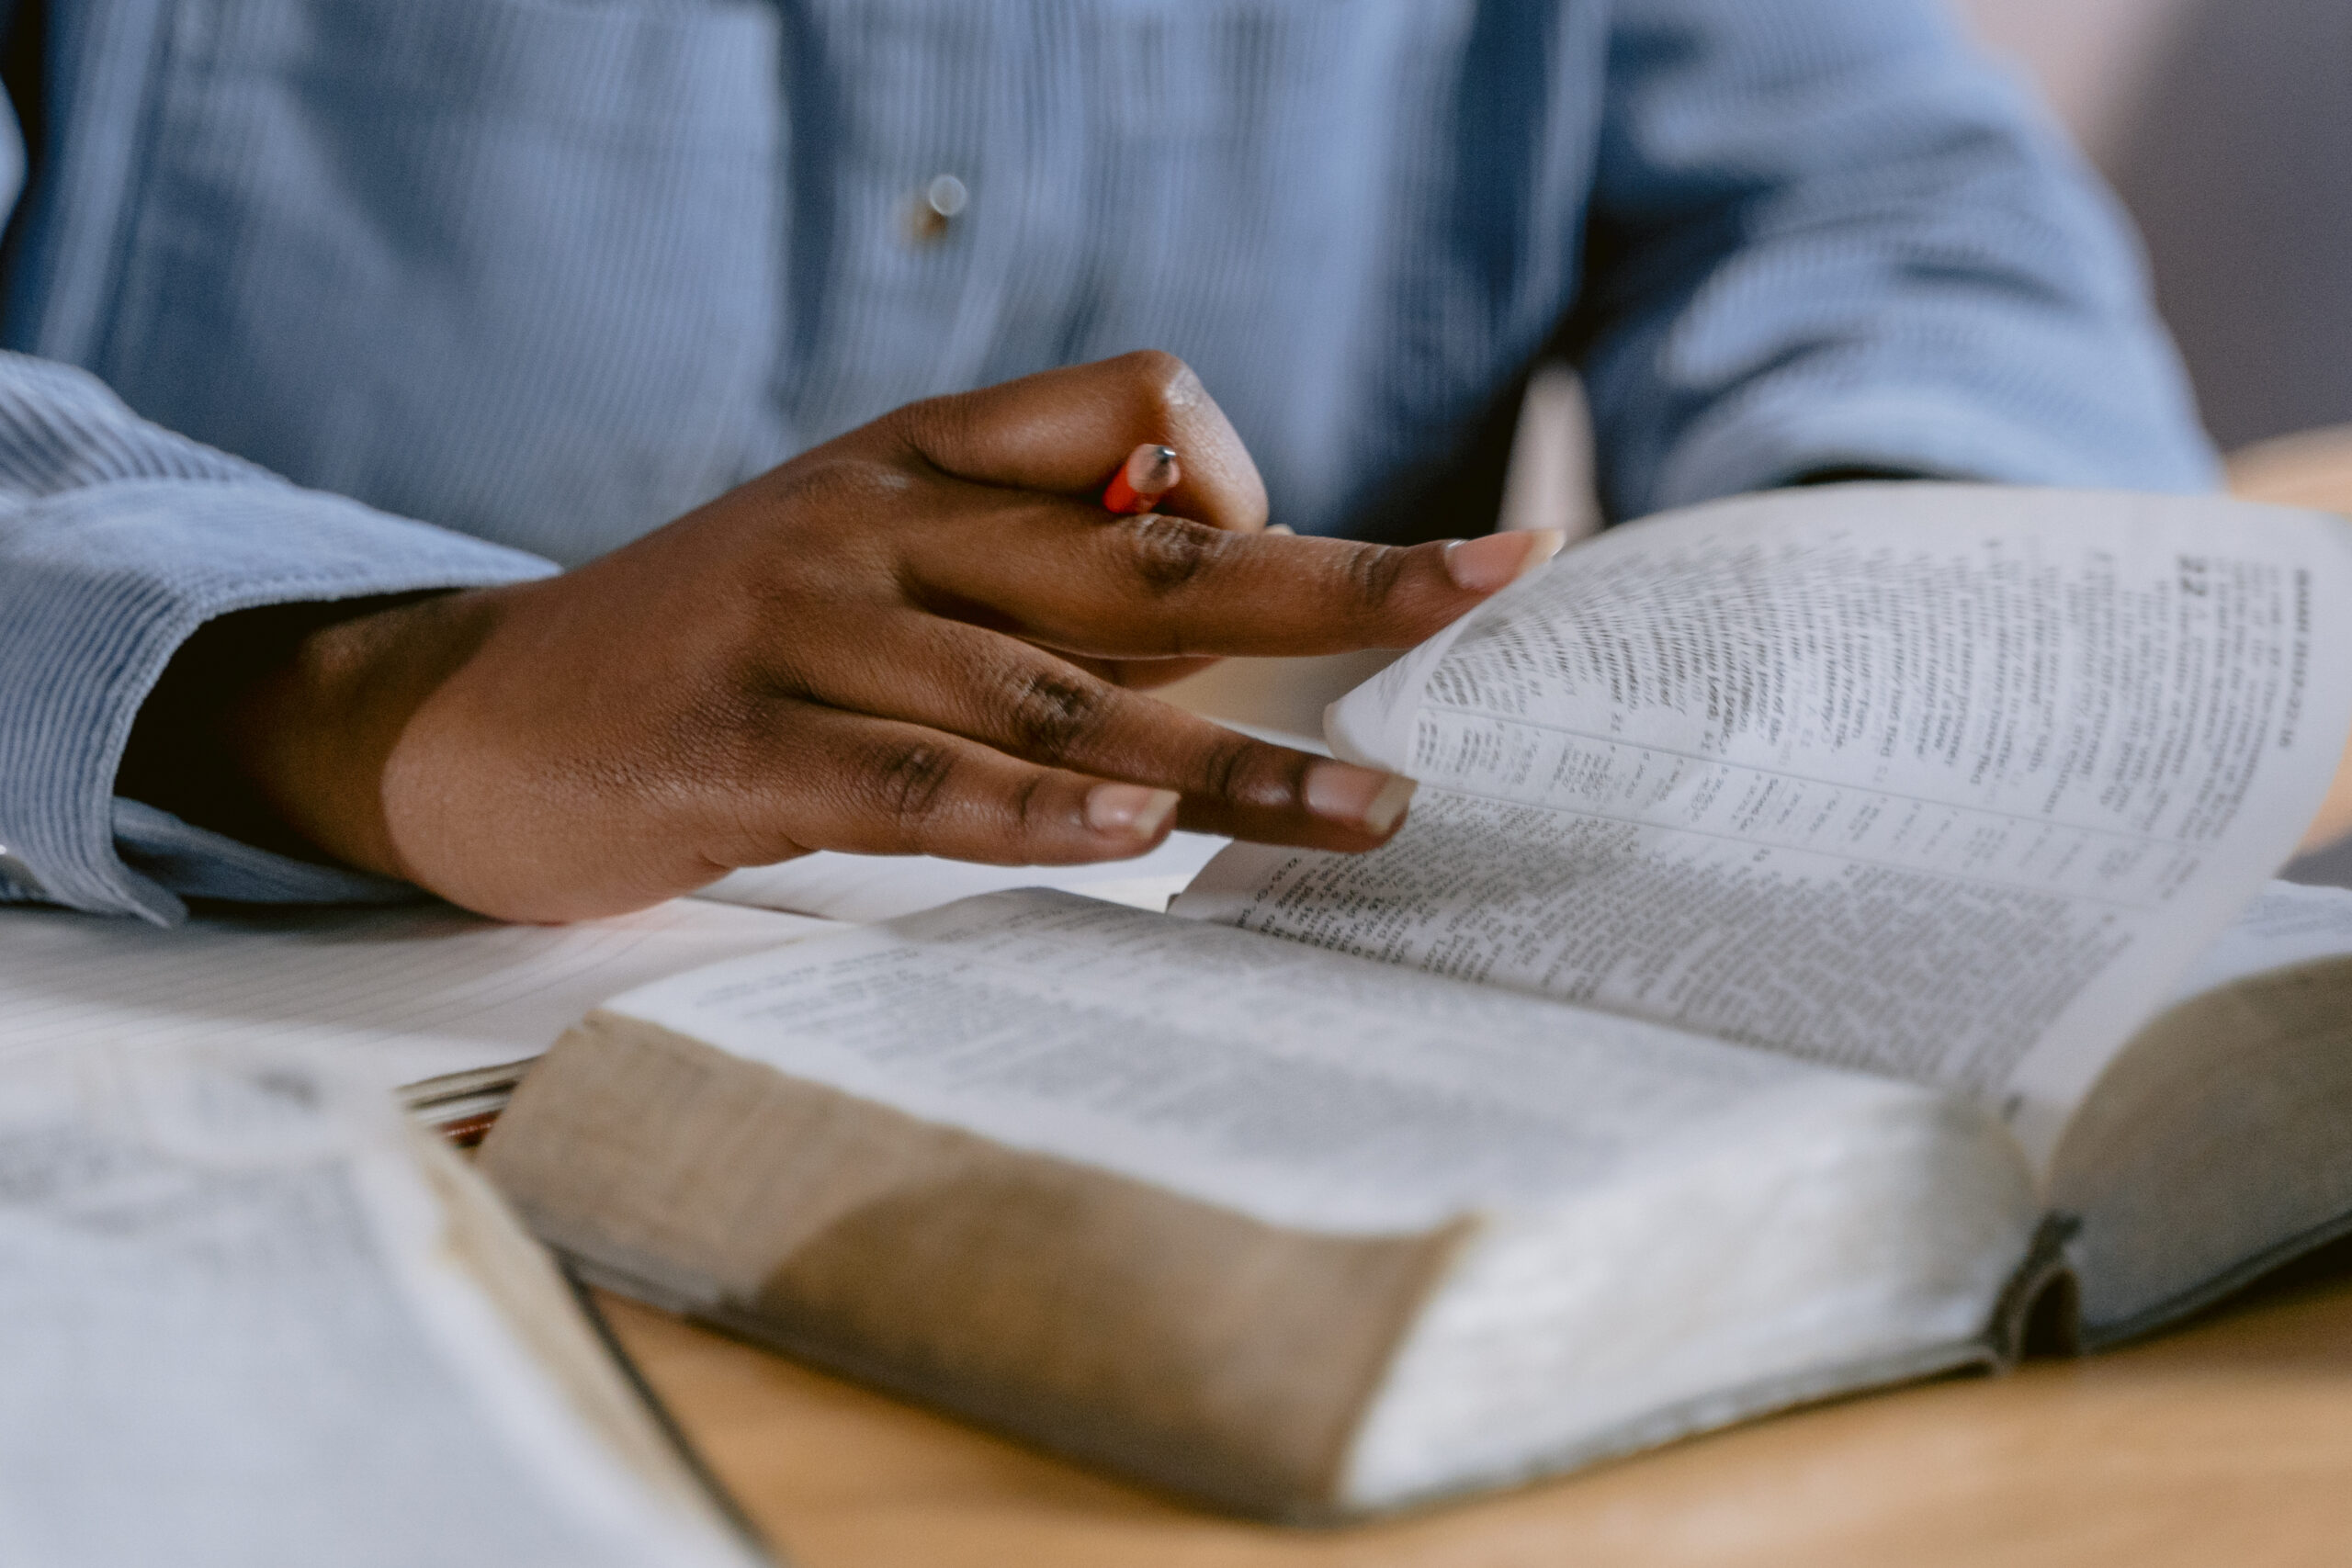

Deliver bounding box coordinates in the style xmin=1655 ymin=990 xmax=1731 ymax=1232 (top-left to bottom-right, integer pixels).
xmin=119 ymin=589 xmax=495 ymax=882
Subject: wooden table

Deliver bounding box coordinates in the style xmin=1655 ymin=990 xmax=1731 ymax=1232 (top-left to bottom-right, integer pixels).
xmin=605 ymin=437 xmax=2352 ymax=1566
xmin=601 ymin=1240 xmax=2352 ymax=1568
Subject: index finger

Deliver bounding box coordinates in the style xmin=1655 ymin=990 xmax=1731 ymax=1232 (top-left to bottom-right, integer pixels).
xmin=903 ymin=495 xmax=1571 ymax=660
xmin=891 ymin=351 xmax=1270 ymax=533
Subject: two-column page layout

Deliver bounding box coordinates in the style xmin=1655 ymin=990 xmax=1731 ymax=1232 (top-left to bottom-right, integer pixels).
xmin=1179 ymin=485 xmax=2352 ymax=1166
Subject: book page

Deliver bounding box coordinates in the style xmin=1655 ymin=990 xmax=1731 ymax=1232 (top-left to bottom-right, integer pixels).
xmin=596 ymin=888 xmax=1936 ymax=1235
xmin=0 ymin=898 xmax=829 ymax=1091
xmin=0 ymin=1042 xmax=754 ymax=1567
xmin=1178 ymin=487 xmax=2352 ymax=1165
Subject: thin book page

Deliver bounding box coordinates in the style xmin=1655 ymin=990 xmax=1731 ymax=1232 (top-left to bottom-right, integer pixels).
xmin=1178 ymin=486 xmax=2352 ymax=1167
xmin=595 ymin=888 xmax=1917 ymax=1235
xmin=0 ymin=897 xmax=831 ymax=1090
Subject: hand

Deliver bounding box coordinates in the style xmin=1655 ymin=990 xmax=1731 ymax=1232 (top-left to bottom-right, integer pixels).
xmin=129 ymin=353 xmax=1561 ymax=921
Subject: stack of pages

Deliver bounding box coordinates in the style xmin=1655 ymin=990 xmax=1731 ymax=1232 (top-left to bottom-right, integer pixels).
xmin=0 ymin=1040 xmax=762 ymax=1565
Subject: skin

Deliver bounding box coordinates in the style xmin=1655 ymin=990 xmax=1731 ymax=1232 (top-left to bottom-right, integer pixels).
xmin=119 ymin=352 xmax=1564 ymax=923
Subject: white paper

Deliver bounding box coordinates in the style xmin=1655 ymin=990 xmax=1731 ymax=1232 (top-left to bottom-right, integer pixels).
xmin=600 ymin=888 xmax=1913 ymax=1235
xmin=0 ymin=1043 xmax=753 ymax=1568
xmin=695 ymin=829 xmax=1230 ymax=922
xmin=0 ymin=898 xmax=829 ymax=1090
xmin=1182 ymin=487 xmax=2352 ymax=1164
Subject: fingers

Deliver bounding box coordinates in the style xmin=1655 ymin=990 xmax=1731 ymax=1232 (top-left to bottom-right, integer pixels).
xmin=1102 ymin=444 xmax=1180 ymax=514
xmin=893 ymin=351 xmax=1270 ymax=533
xmin=793 ymin=616 xmax=1419 ymax=849
xmin=2300 ymin=719 xmax=2352 ymax=852
xmin=1030 ymin=649 xmax=1227 ymax=692
xmin=710 ymin=702 xmax=1182 ymax=867
xmin=1091 ymin=655 xmax=1225 ymax=691
xmin=899 ymin=494 xmax=1567 ymax=659
xmin=1172 ymin=762 xmax=1417 ymax=849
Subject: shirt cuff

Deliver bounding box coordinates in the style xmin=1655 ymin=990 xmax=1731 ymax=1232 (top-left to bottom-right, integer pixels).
xmin=0 ymin=478 xmax=555 ymax=923
xmin=110 ymin=797 xmax=424 ymax=908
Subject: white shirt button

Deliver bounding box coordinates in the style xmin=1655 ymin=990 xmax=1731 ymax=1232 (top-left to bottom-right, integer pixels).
xmin=906 ymin=174 xmax=968 ymax=243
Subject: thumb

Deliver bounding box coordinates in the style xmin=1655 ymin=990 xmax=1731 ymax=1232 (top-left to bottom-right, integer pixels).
xmin=895 ymin=351 xmax=1270 ymax=534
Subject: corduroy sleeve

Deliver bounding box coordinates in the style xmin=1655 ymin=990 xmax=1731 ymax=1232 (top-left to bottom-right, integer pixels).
xmin=1574 ymin=0 xmax=2220 ymax=520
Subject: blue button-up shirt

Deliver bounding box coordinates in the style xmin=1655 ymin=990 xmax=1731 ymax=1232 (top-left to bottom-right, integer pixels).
xmin=0 ymin=0 xmax=2216 ymax=921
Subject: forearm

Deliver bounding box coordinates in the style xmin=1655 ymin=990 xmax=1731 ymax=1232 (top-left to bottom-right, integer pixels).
xmin=115 ymin=591 xmax=474 ymax=873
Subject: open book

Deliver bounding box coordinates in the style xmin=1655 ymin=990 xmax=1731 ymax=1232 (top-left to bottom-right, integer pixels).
xmin=0 ymin=1040 xmax=763 ymax=1565
xmin=473 ymin=486 xmax=2352 ymax=1518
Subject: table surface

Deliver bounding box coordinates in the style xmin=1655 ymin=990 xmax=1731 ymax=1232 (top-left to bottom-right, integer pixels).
xmin=604 ymin=443 xmax=2352 ymax=1568
xmin=601 ymin=1242 xmax=2352 ymax=1568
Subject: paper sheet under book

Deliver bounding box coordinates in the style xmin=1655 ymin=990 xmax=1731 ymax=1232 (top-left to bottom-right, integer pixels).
xmin=695 ymin=829 xmax=1230 ymax=923
xmin=0 ymin=898 xmax=830 ymax=1093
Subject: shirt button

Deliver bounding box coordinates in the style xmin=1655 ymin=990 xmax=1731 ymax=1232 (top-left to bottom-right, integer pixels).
xmin=905 ymin=174 xmax=968 ymax=244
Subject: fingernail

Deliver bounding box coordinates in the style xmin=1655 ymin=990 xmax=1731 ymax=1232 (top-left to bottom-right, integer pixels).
xmin=1086 ymin=783 xmax=1180 ymax=839
xmin=1303 ymin=761 xmax=1418 ymax=836
xmin=1103 ymin=445 xmax=1181 ymax=514
xmin=1129 ymin=444 xmax=1180 ymax=498
xmin=1264 ymin=523 xmax=1295 ymax=536
xmin=1443 ymin=529 xmax=1566 ymax=592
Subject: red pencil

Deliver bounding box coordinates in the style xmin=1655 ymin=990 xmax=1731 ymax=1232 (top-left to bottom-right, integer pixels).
xmin=1102 ymin=444 xmax=1179 ymax=513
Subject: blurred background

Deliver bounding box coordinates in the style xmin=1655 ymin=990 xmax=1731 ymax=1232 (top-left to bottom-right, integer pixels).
xmin=1957 ymin=0 xmax=2352 ymax=456
xmin=1496 ymin=0 xmax=2352 ymax=540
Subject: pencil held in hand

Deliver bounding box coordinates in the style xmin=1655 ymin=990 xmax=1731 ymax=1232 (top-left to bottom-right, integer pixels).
xmin=1102 ymin=444 xmax=1180 ymax=513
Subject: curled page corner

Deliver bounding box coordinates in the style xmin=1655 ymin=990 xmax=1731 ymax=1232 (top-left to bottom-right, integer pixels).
xmin=1322 ymin=614 xmax=1481 ymax=773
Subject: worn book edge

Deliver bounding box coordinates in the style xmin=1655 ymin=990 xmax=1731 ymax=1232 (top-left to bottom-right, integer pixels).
xmin=484 ymin=1014 xmax=1470 ymax=1517
xmin=484 ymin=1010 xmax=2054 ymax=1520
